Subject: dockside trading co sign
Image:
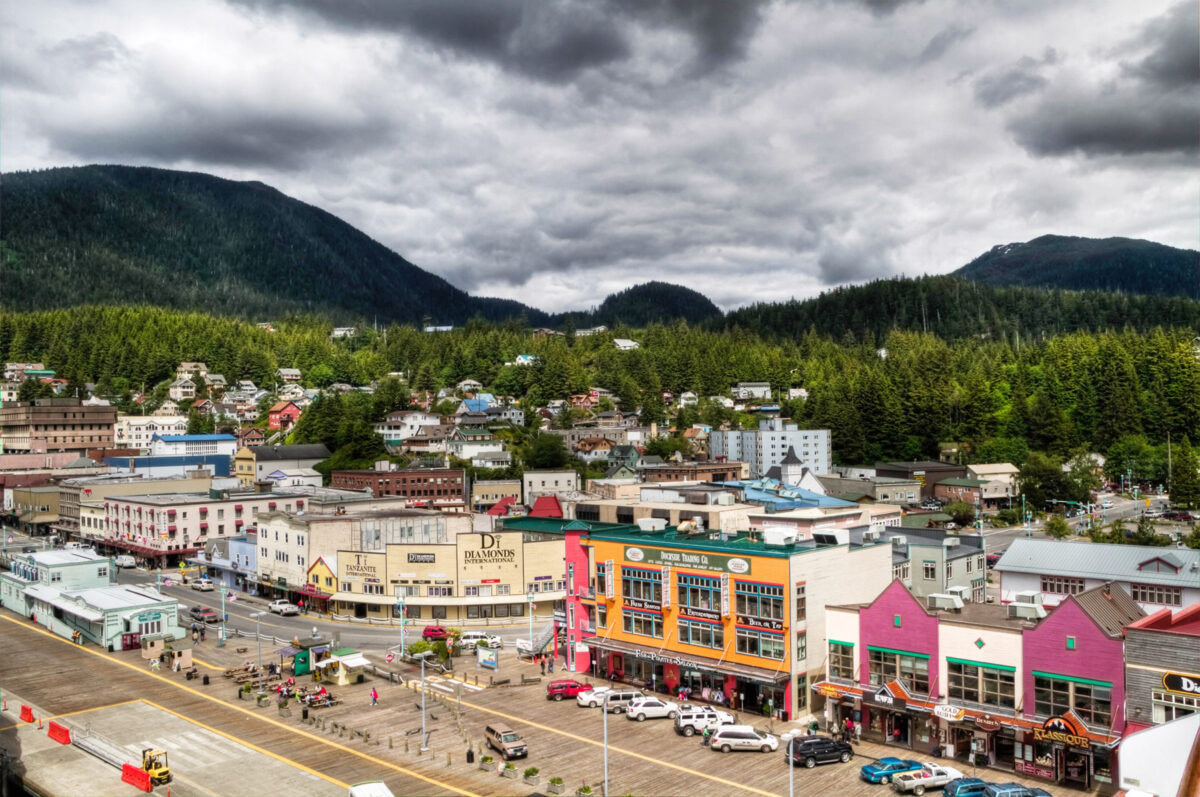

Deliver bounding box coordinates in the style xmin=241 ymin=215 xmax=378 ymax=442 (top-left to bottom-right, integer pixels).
xmin=623 ymin=546 xmax=750 ymax=576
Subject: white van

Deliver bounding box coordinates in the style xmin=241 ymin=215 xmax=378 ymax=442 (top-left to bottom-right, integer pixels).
xmin=708 ymin=725 xmax=778 ymax=753
xmin=348 ymin=782 xmax=395 ymax=797
xmin=114 ymin=555 xmax=137 ymax=569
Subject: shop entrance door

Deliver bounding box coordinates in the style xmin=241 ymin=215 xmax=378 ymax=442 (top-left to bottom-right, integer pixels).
xmin=885 ymin=713 xmax=912 ymax=747
xmin=1060 ymin=747 xmax=1090 ymax=789
xmin=354 ymin=602 xmax=367 ymax=619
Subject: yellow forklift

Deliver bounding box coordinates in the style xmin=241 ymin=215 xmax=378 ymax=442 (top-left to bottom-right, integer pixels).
xmin=141 ymin=748 xmax=172 ymax=785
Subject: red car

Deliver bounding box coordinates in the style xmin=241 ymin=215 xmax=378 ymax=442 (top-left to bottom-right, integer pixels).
xmin=546 ymin=679 xmax=594 ymax=701
xmin=422 ymin=625 xmax=450 ymax=641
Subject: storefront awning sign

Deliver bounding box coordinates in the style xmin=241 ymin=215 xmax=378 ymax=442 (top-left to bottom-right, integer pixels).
xmin=862 ymin=685 xmax=906 ymax=711
xmin=817 ymin=685 xmax=841 ymax=698
xmin=973 ymin=715 xmax=1003 ymax=732
xmin=933 ymin=704 xmax=965 ymax=722
xmin=1032 ymin=715 xmax=1090 ymax=748
xmin=1162 ymin=672 xmax=1200 ymax=697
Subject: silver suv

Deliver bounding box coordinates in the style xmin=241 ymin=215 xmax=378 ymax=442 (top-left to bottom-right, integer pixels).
xmin=577 ymin=687 xmax=644 ymax=712
xmin=709 ymin=725 xmax=778 ymax=753
xmin=673 ymin=704 xmax=736 ymax=736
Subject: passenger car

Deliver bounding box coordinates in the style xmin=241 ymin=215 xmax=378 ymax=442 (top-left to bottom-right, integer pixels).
xmin=421 ymin=625 xmax=450 ymax=641
xmin=625 ymin=696 xmax=679 ymax=721
xmin=985 ymin=553 xmax=1000 ymax=568
xmin=267 ymin=599 xmax=299 ymax=615
xmin=709 ymin=725 xmax=778 ymax=753
xmin=483 ymin=724 xmax=527 ymax=760
xmin=546 ymin=679 xmax=593 ymax=701
xmin=785 ymin=736 xmax=854 ymax=767
xmin=981 ymin=784 xmax=1051 ymax=797
xmin=943 ymin=779 xmax=991 ymax=797
xmin=576 ymin=687 xmax=643 ymax=711
xmin=459 ymin=631 xmax=502 ymax=649
xmin=674 ymin=705 xmax=736 ymax=736
xmin=861 ymin=758 xmax=924 ymax=784
xmin=191 ymin=579 xmax=215 ymax=591
xmin=189 ymin=606 xmax=220 ymax=623
xmin=891 ymin=763 xmax=966 ymax=794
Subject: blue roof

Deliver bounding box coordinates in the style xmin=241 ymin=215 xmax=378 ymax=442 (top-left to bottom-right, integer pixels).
xmin=718 ymin=477 xmax=857 ymax=511
xmin=102 ymin=454 xmax=232 ymax=476
xmin=153 ymin=434 xmax=237 ymax=442
xmin=460 ymin=399 xmax=492 ymax=412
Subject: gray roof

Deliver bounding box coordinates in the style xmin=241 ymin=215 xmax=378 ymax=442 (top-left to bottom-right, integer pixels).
xmin=254 ymin=444 xmax=331 ymax=462
xmin=996 ymin=538 xmax=1200 ymax=588
xmin=780 ymin=446 xmax=803 ymax=466
xmin=1072 ymin=582 xmax=1145 ymax=637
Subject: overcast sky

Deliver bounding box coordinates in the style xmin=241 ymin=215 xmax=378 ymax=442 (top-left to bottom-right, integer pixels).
xmin=3 ymin=0 xmax=1195 ymax=312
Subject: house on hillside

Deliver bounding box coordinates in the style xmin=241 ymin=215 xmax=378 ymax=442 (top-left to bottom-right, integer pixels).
xmin=268 ymin=401 xmax=302 ymax=431
xmin=168 ymin=378 xmax=196 ymax=402
xmin=176 ymin=362 xmax=208 ymax=380
xmin=575 ymin=437 xmax=616 ymax=463
xmin=731 ymin=381 xmax=771 ymax=400
xmin=276 ymin=367 xmax=302 ymax=383
xmin=485 ymin=405 xmax=524 ymax=426
xmin=613 ymin=338 xmax=639 ymax=351
xmin=456 ymin=379 xmax=484 ymax=393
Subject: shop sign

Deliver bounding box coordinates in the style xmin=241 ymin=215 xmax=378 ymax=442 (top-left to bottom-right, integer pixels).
xmin=1032 ymin=715 xmax=1089 ymax=748
xmin=407 ymin=553 xmax=435 ymax=563
xmin=934 ymin=704 xmax=965 ymax=722
xmin=476 ymin=646 xmax=498 ymax=670
xmin=623 ymin=546 xmax=750 ymax=575
xmin=625 ymin=597 xmax=661 ymax=612
xmin=345 ymin=553 xmax=381 ymax=578
xmin=1015 ymin=760 xmax=1055 ymax=780
xmin=973 ymin=714 xmax=1003 ymax=732
xmin=681 ymin=607 xmax=721 ymax=621
xmin=721 ymin=573 xmax=730 ymax=616
xmin=463 ymin=533 xmax=516 ymax=564
xmin=136 ymin=611 xmax=162 ymax=623
xmin=660 ymin=565 xmax=671 ymax=608
xmin=863 ymin=686 xmax=906 ymax=711
xmin=817 ymin=685 xmax=840 ymax=698
xmin=605 ymin=559 xmax=615 ymax=599
xmin=736 ymin=614 xmax=784 ymax=631
xmin=1162 ymin=672 xmax=1200 ymax=697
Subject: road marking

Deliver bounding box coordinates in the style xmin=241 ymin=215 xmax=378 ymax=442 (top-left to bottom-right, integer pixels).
xmin=401 ymin=680 xmax=784 ymax=797
xmin=1 ymin=615 xmax=480 ymax=797
xmin=5 ymin=698 xmax=143 ymax=729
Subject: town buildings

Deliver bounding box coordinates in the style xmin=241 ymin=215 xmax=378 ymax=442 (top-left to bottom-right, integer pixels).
xmin=874 ymin=460 xmax=968 ymax=500
xmin=523 ymin=470 xmax=580 ymax=502
xmin=330 ymin=467 xmax=467 ymax=506
xmin=817 ymin=470 xmax=923 ymax=505
xmin=0 ymin=398 xmax=117 ymax=455
xmin=1123 ymin=605 xmax=1200 ymax=730
xmin=233 ymin=444 xmax=330 ymax=487
xmin=114 ymin=415 xmax=189 ymax=449
xmin=710 ymin=420 xmax=832 ymax=478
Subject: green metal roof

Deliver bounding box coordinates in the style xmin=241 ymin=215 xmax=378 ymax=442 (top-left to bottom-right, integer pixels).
xmin=938 ymin=478 xmax=988 ymax=488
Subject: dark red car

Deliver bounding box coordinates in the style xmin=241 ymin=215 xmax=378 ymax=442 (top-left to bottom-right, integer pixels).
xmin=546 ymin=679 xmax=594 ymax=701
xmin=422 ymin=625 xmax=450 ymax=641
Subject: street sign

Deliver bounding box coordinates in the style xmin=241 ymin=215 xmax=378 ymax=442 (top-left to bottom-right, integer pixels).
xmin=163 ymin=578 xmax=173 ymax=587
xmin=385 ymin=653 xmax=395 ymax=663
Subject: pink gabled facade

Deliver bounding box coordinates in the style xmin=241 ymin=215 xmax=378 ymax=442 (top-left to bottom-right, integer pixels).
xmin=563 ymin=521 xmax=594 ymax=674
xmin=857 ymin=579 xmax=939 ymax=691
xmin=1022 ymin=595 xmax=1128 ymax=734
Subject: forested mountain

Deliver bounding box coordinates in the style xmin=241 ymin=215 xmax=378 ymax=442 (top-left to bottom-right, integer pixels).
xmin=563 ymin=281 xmax=722 ymax=328
xmin=954 ymin=234 xmax=1199 ymax=298
xmin=721 ymin=275 xmax=1200 ymax=345
xmin=0 ymin=165 xmax=550 ymax=325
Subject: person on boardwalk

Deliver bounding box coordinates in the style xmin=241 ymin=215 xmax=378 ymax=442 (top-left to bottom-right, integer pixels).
xmin=200 ymin=625 xmax=206 ymax=642
xmin=369 ymin=687 xmax=379 ymax=706
xmin=192 ymin=629 xmax=199 ymax=645
xmin=540 ymin=657 xmax=546 ymax=676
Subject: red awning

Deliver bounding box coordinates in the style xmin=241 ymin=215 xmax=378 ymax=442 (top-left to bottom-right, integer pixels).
xmin=268 ymin=502 xmax=277 ymax=509
xmin=199 ymin=522 xmax=209 ymax=529
xmin=167 ymin=509 xmax=176 ymax=516
xmin=235 ymin=520 xmax=244 ymax=526
xmin=200 ymin=507 xmax=208 ymax=513
xmin=167 ymin=525 xmax=176 ymax=532
xmin=235 ymin=505 xmax=244 ymax=511
xmin=295 ymin=500 xmax=304 ymax=507
xmin=295 ymin=583 xmax=331 ymax=598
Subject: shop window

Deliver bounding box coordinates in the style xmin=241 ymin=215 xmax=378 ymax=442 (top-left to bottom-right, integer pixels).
xmin=869 ymin=647 xmax=929 ymax=694
xmin=736 ymin=627 xmax=784 ymax=659
xmin=621 ymin=567 xmax=663 ymax=603
xmin=735 ymin=581 xmax=784 ymax=621
xmin=1033 ymin=673 xmax=1111 ymax=727
xmin=431 ymin=605 xmax=447 ymax=620
xmin=948 ymin=659 xmax=1015 ymax=708
xmin=680 ymin=618 xmax=723 ymax=649
xmin=622 ymin=609 xmax=663 ymax=638
xmin=829 ymin=642 xmax=854 ymax=680
xmin=495 ymin=604 xmax=510 ymax=618
xmin=1152 ymin=690 xmax=1200 ymax=723
xmin=795 ymin=582 xmax=807 ymax=623
xmin=678 ymin=573 xmax=720 ymax=613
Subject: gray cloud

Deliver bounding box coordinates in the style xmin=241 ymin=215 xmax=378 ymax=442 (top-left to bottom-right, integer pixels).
xmin=972 ymin=49 xmax=1056 ymax=108
xmin=918 ymin=24 xmax=973 ymax=65
xmin=1122 ymin=0 xmax=1198 ymax=89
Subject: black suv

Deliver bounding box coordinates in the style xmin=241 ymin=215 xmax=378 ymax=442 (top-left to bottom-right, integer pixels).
xmin=785 ymin=736 xmax=854 ymax=768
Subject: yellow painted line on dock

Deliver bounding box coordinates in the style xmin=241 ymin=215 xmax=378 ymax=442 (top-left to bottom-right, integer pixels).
xmin=1 ymin=614 xmax=480 ymax=797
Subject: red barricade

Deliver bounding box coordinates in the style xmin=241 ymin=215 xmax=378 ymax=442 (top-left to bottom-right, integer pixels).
xmin=120 ymin=763 xmax=152 ymax=792
xmin=47 ymin=721 xmax=71 ymax=745
xmin=19 ymin=705 xmax=33 ymax=723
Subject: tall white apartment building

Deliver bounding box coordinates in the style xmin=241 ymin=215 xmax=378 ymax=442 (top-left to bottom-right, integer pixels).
xmin=115 ymin=415 xmax=189 ymax=449
xmin=710 ymin=419 xmax=832 ymax=478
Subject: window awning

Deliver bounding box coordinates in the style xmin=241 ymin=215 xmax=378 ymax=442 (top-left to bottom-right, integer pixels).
xmin=329 ymin=592 xmax=396 ymax=606
xmin=235 ymin=505 xmax=244 ymax=511
xmin=585 ymin=637 xmax=789 ymax=685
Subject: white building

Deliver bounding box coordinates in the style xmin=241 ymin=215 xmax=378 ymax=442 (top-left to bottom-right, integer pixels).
xmin=613 ymin=338 xmax=639 ymax=351
xmin=731 ymin=382 xmax=772 ymax=400
xmin=115 ymin=415 xmax=189 ymax=449
xmin=995 ymin=538 xmax=1200 ymax=613
xmin=710 ymin=419 xmax=832 ymax=478
xmin=149 ymin=434 xmax=238 ymax=458
xmin=374 ymin=410 xmax=442 ymax=445
xmin=523 ymin=470 xmax=580 ymax=502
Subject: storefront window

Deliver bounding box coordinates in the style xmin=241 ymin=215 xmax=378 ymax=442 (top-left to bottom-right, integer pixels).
xmin=735 ymin=581 xmax=784 ymax=620
xmin=622 ymin=609 xmax=663 ymax=638
xmin=869 ymin=647 xmax=930 ymax=693
xmin=680 ymin=618 xmax=723 ymax=649
xmin=1153 ymin=690 xmax=1200 ymax=723
xmin=948 ymin=659 xmax=1015 ymax=708
xmin=736 ymin=627 xmax=785 ymax=659
xmin=621 ymin=567 xmax=662 ymax=603
xmin=1034 ymin=674 xmax=1111 ymax=727
xmin=678 ymin=573 xmax=719 ymax=611
xmin=830 ymin=642 xmax=855 ymax=680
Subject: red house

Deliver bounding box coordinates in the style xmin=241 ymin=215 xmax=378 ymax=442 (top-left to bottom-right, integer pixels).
xmin=268 ymin=401 xmax=302 ymax=431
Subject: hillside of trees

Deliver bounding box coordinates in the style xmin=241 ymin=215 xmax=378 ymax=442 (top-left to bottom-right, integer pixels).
xmin=561 ymin=281 xmax=722 ymax=328
xmin=3 ymin=306 xmax=1198 ymax=481
xmin=954 ymin=234 xmax=1199 ymax=298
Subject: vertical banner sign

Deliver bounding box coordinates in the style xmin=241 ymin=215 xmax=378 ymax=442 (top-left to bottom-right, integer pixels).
xmin=567 ymin=562 xmax=575 ymax=596
xmin=605 ymin=559 xmax=615 ymax=599
xmin=721 ymin=573 xmax=730 ymax=617
xmin=661 ymin=565 xmax=671 ymax=608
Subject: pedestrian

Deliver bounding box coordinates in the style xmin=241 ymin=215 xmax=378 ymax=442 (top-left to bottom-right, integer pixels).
xmin=701 ymin=726 xmax=711 ymax=747
xmin=547 ymin=657 xmax=554 ymax=673
xmin=540 ymin=657 xmax=546 ymax=676
xmin=369 ymin=687 xmax=378 ymax=706
xmin=192 ymin=629 xmax=199 ymax=645
xmin=200 ymin=626 xmax=206 ymax=641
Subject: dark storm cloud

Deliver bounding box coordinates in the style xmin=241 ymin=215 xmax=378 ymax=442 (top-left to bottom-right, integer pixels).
xmin=917 ymin=24 xmax=973 ymax=65
xmin=972 ymin=55 xmax=1051 ymax=108
xmin=1007 ymin=3 xmax=1197 ymax=158
xmin=228 ymin=0 xmax=766 ymax=81
xmin=844 ymin=0 xmax=927 ymax=16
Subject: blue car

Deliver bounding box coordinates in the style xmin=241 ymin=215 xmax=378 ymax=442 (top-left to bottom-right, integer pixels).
xmin=860 ymin=757 xmax=924 ymax=784
xmin=983 ymin=784 xmax=1052 ymax=797
xmin=944 ymin=779 xmax=992 ymax=797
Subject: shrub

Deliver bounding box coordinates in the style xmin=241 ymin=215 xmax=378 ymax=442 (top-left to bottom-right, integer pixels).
xmin=524 ymin=767 xmax=540 ymax=777
xmin=549 ymin=776 xmax=564 ymax=785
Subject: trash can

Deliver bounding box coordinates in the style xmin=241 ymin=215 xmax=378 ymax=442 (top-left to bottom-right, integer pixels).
xmin=202 ymin=674 xmax=210 ymax=686
xmin=237 ymin=689 xmax=243 ymax=700
xmin=302 ymin=708 xmax=309 ymax=720
xmin=466 ymin=749 xmax=475 ymax=764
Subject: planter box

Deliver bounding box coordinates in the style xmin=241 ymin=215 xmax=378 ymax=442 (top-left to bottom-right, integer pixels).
xmin=501 ymin=768 xmax=517 ymax=779
xmin=524 ymin=775 xmax=540 ymax=786
xmin=478 ymin=761 xmax=494 ymax=771
xmin=547 ymin=782 xmax=564 ymax=795
xmin=576 ymin=791 xmax=595 ymax=797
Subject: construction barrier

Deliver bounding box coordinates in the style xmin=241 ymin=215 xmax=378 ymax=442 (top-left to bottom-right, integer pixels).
xmin=120 ymin=763 xmax=152 ymax=793
xmin=47 ymin=721 xmax=71 ymax=745
xmin=19 ymin=705 xmax=33 ymax=723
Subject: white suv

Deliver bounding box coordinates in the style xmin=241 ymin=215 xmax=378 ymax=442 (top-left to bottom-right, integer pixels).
xmin=708 ymin=725 xmax=778 ymax=753
xmin=673 ymin=704 xmax=736 ymax=736
xmin=459 ymin=631 xmax=503 ymax=650
xmin=625 ymin=697 xmax=679 ymax=722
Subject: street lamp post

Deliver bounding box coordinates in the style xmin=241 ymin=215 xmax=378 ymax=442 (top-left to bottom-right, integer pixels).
xmin=603 ymin=690 xmax=612 ymax=797
xmin=217 ymin=586 xmax=228 ymax=647
xmin=250 ymin=611 xmax=265 ymax=694
xmin=527 ymin=594 xmax=535 ymax=658
xmin=396 ymin=595 xmax=406 ymax=657
xmin=414 ymin=650 xmax=433 ymax=752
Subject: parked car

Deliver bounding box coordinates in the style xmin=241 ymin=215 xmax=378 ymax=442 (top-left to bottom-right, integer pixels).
xmin=576 ymin=687 xmax=643 ymax=712
xmin=785 ymin=736 xmax=854 ymax=768
xmin=981 ymin=784 xmax=1051 ymax=797
xmin=985 ymin=553 xmax=1000 ymax=568
xmin=459 ymin=631 xmax=502 ymax=649
xmin=483 ymin=723 xmax=527 ymax=760
xmin=674 ymin=704 xmax=737 ymax=736
xmin=114 ymin=554 xmax=137 ymax=568
xmin=861 ymin=758 xmax=924 ymax=784
xmin=546 ymin=679 xmax=593 ymax=701
xmin=267 ymin=599 xmax=298 ymax=615
xmin=943 ymin=779 xmax=992 ymax=797
xmin=625 ymin=697 xmax=679 ymax=722
xmin=189 ymin=606 xmax=220 ymax=623
xmin=892 ymin=763 xmax=966 ymax=794
xmin=421 ymin=625 xmax=450 ymax=641
xmin=191 ymin=578 xmax=215 ymax=591
xmin=21 ymin=546 xmax=36 ymax=553
xmin=708 ymin=725 xmax=778 ymax=753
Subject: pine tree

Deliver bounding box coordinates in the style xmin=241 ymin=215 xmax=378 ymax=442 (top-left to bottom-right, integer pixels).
xmin=1171 ymin=436 xmax=1200 ymax=509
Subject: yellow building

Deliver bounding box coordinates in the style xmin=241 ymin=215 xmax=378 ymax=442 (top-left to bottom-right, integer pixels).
xmin=301 ymin=555 xmax=338 ymax=612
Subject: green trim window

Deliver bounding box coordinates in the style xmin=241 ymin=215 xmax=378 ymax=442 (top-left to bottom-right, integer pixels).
xmin=735 ymin=581 xmax=784 ymax=621
xmin=679 ymin=618 xmax=723 ymax=650
xmin=595 ymin=563 xmax=607 ymax=597
xmin=595 ymin=603 xmax=607 ymax=629
xmin=677 ymin=573 xmax=720 ymax=613
xmin=621 ymin=567 xmax=662 ymax=603
xmin=868 ymin=646 xmax=930 ymax=694
xmin=736 ymin=627 xmax=785 ymax=660
xmin=1033 ymin=672 xmax=1111 ymax=727
xmin=947 ymin=658 xmax=1016 ymax=708
xmin=796 ymin=630 xmax=807 ymax=662
xmin=829 ymin=642 xmax=855 ymax=680
xmin=622 ymin=608 xmax=663 ymax=638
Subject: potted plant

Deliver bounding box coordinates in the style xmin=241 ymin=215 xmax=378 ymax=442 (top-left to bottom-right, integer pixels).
xmin=501 ymin=761 xmax=517 ymax=779
xmin=576 ymin=781 xmax=595 ymax=797
xmin=547 ymin=776 xmax=564 ymax=795
xmin=478 ymin=754 xmax=494 ymax=771
xmin=523 ymin=767 xmax=540 ymax=786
